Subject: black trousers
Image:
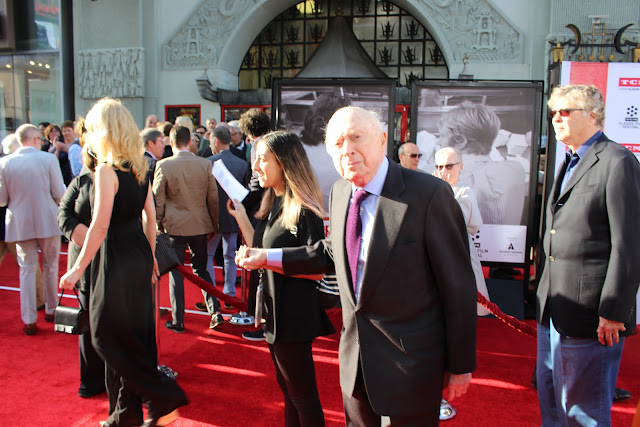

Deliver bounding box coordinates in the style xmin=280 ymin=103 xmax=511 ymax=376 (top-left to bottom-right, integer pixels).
xmin=78 ymin=289 xmax=105 ymax=395
xmin=269 ymin=341 xmax=325 ymax=427
xmin=343 ymin=366 xmax=439 ymax=427
xmin=168 ymin=234 xmax=218 ymax=324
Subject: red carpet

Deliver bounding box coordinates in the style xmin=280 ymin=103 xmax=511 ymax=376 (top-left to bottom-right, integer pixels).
xmin=0 ymin=249 xmax=637 ymax=426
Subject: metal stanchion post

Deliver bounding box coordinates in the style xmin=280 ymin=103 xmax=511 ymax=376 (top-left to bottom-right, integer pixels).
xmin=154 ymin=280 xmax=177 ymax=380
xmin=229 ymin=234 xmax=254 ymax=326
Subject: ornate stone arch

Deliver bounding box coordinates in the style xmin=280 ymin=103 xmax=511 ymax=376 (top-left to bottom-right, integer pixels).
xmin=162 ymin=0 xmax=522 ymax=91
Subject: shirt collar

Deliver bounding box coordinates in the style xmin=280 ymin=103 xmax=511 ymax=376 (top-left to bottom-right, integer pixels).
xmin=572 ymin=130 xmax=601 ymax=159
xmin=145 ymin=150 xmax=157 ymax=161
xmin=352 ymin=157 xmax=389 ymax=197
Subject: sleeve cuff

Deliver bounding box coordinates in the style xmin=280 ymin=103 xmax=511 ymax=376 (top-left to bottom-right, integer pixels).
xmin=266 ymin=249 xmax=283 ymax=269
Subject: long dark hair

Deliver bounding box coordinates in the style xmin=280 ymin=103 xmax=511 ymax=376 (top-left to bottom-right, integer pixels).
xmin=255 ymin=131 xmax=324 ymax=229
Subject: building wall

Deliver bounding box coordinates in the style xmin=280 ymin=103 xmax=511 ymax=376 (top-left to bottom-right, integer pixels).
xmin=72 ymin=0 xmax=639 ymax=126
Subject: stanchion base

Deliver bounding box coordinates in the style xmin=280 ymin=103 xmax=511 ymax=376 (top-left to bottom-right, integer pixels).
xmin=158 ymin=365 xmax=178 ymax=381
xmin=228 ymin=312 xmax=255 ymax=326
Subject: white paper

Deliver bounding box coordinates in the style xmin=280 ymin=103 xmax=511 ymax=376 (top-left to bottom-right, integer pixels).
xmin=211 ymin=159 xmax=249 ymax=202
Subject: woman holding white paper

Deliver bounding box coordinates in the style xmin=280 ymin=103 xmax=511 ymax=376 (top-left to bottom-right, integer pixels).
xmin=229 ymin=131 xmax=335 ymax=427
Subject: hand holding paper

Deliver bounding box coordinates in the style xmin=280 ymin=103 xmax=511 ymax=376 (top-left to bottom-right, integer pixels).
xmin=212 ymin=160 xmax=250 ymax=202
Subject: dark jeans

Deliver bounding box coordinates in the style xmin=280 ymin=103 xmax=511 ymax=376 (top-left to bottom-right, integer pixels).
xmin=168 ymin=234 xmax=218 ymax=324
xmin=269 ymin=341 xmax=325 ymax=427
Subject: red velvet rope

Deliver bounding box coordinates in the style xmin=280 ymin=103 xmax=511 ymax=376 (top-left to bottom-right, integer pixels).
xmin=477 ymin=292 xmax=537 ymax=338
xmin=177 ymin=265 xmax=537 ymax=337
xmin=176 ymin=265 xmax=249 ymax=312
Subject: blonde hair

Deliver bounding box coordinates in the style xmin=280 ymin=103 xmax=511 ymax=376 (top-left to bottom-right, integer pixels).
xmin=1 ymin=133 xmax=19 ymax=155
xmin=255 ymin=131 xmax=324 ymax=230
xmin=175 ymin=115 xmax=194 ymax=136
xmin=84 ymin=97 xmax=148 ymax=184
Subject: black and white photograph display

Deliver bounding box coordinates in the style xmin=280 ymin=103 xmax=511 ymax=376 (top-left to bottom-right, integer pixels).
xmin=273 ymin=79 xmax=396 ymax=212
xmin=412 ymin=81 xmax=542 ymax=264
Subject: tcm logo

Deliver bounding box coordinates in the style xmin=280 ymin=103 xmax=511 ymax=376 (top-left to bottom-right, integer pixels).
xmin=619 ymin=78 xmax=640 ymax=87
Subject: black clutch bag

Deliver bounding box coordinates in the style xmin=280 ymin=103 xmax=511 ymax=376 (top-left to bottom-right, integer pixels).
xmin=156 ymin=233 xmax=180 ymax=276
xmin=54 ymin=289 xmax=89 ymax=335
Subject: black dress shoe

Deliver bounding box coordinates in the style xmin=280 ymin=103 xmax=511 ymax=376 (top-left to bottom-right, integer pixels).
xmin=614 ymin=387 xmax=632 ymax=402
xmin=37 ymin=304 xmax=45 ymax=311
xmin=194 ymin=302 xmax=207 ymax=312
xmin=159 ymin=308 xmax=170 ymax=316
xmin=78 ymin=386 xmax=106 ymax=398
xmin=165 ymin=321 xmax=184 ymax=333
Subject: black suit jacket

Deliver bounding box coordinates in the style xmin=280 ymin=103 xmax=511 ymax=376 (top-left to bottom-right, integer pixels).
xmin=283 ymin=160 xmax=477 ymax=416
xmin=208 ymin=150 xmax=250 ymax=233
xmin=256 ymin=198 xmax=335 ymax=344
xmin=537 ymin=133 xmax=640 ymax=338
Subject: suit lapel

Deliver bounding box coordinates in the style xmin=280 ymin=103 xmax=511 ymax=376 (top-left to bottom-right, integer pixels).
xmin=556 ymin=135 xmax=607 ymax=203
xmin=331 ymin=179 xmax=355 ymax=307
xmin=357 ymin=162 xmax=407 ymax=308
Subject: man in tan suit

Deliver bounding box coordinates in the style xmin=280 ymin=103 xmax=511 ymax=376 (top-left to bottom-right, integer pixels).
xmin=153 ymin=125 xmax=220 ymax=332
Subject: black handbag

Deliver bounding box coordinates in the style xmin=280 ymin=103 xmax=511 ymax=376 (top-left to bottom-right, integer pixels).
xmin=156 ymin=233 xmax=181 ymax=276
xmin=54 ymin=289 xmax=89 ymax=335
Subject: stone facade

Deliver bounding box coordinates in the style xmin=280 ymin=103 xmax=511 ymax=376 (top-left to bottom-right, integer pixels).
xmin=77 ymin=48 xmax=145 ymax=99
xmin=162 ymin=0 xmax=260 ymax=70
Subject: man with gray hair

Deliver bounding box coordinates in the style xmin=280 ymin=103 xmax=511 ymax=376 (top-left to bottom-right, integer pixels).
xmin=537 ymin=84 xmax=640 ymax=425
xmin=397 ymin=142 xmax=423 ymax=171
xmin=205 ymin=126 xmax=250 ymax=310
xmin=228 ymin=121 xmax=250 ymax=163
xmin=0 ymin=124 xmax=66 ymax=335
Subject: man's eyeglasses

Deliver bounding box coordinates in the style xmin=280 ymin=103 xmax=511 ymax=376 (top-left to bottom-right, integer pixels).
xmin=435 ymin=162 xmax=460 ymax=171
xmin=404 ymin=153 xmax=422 ymax=159
xmin=549 ymin=109 xmax=584 ymax=119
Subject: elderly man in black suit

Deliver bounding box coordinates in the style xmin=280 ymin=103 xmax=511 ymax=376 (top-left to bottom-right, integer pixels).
xmin=237 ymin=106 xmax=477 ymax=425
xmin=536 ymin=85 xmax=640 ymax=426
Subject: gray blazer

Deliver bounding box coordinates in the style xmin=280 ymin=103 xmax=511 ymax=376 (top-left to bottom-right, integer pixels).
xmin=537 ymin=133 xmax=640 ymax=338
xmin=0 ymin=146 xmax=66 ymax=242
xmin=208 ymin=149 xmax=250 ymax=233
xmin=283 ymin=160 xmax=477 ymax=416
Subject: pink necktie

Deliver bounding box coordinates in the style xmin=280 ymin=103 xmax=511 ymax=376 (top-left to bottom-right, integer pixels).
xmin=345 ymin=189 xmax=369 ymax=292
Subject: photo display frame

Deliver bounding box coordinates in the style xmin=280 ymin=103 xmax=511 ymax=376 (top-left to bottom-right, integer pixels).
xmin=272 ymin=78 xmax=396 ymax=213
xmin=411 ymin=80 xmax=543 ymax=267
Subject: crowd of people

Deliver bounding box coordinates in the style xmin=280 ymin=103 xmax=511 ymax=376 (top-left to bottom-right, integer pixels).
xmin=0 ymin=84 xmax=638 ymax=426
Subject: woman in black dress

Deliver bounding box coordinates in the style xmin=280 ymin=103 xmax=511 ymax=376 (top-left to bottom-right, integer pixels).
xmin=60 ymin=98 xmax=187 ymax=427
xmin=231 ymin=131 xmax=335 ymax=426
xmin=57 ymin=122 xmax=105 ymax=399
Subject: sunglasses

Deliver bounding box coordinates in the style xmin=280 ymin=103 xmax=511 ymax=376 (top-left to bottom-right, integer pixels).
xmin=549 ymin=108 xmax=584 ymax=119
xmin=404 ymin=153 xmax=422 ymax=159
xmin=435 ymin=162 xmax=460 ymax=171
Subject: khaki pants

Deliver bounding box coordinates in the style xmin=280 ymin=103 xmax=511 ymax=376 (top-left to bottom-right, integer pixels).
xmin=0 ymin=241 xmax=44 ymax=306
xmin=14 ymin=237 xmax=59 ymax=324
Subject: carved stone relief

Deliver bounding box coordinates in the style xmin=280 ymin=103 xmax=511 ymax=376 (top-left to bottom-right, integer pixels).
xmin=162 ymin=0 xmax=260 ymax=70
xmin=77 ymin=48 xmax=145 ymax=99
xmin=417 ymin=0 xmax=522 ymax=62
xmin=164 ymin=0 xmax=521 ymax=74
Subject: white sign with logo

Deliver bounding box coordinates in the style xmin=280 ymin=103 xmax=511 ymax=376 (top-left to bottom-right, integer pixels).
xmin=604 ymin=64 xmax=640 ymax=157
xmin=473 ymin=224 xmax=526 ymax=263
